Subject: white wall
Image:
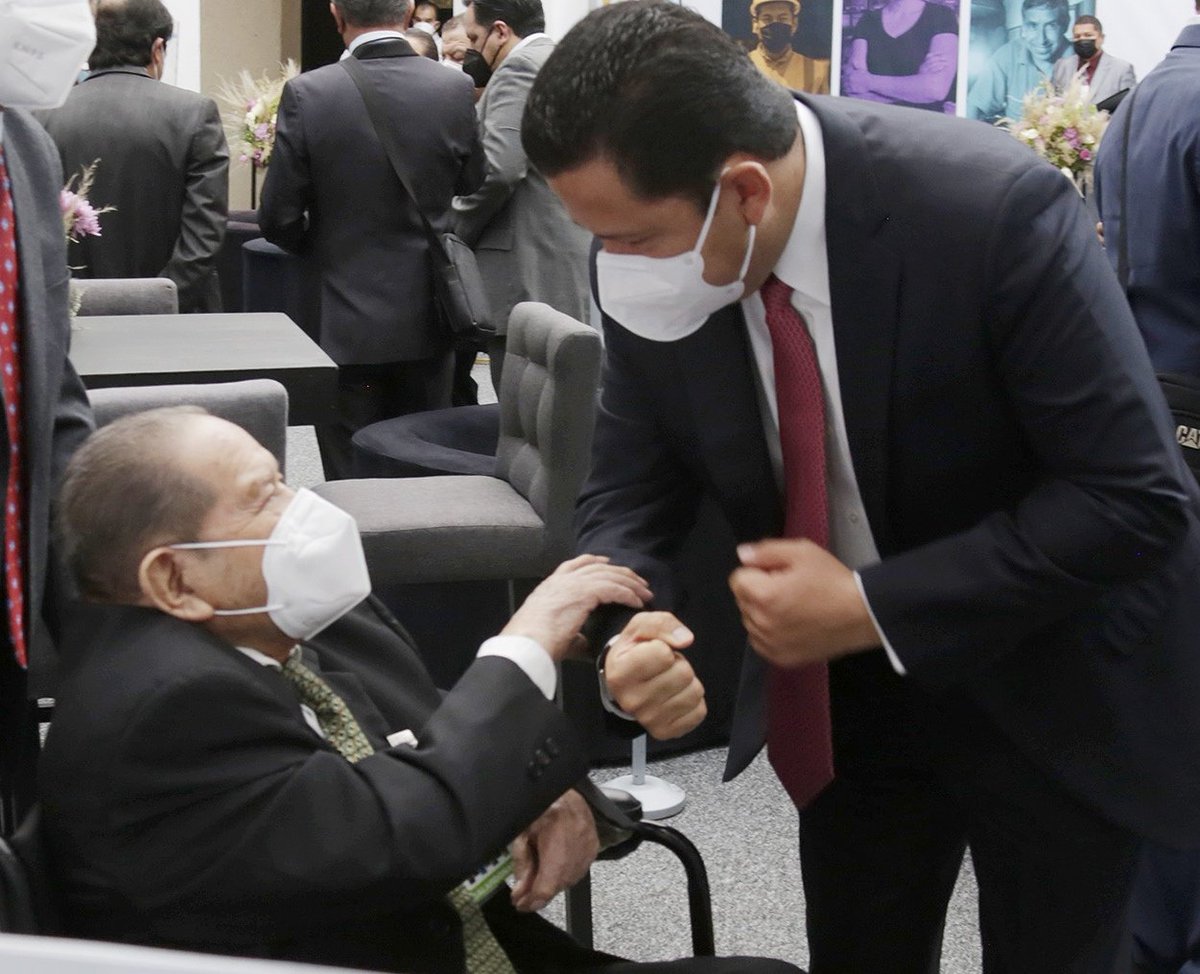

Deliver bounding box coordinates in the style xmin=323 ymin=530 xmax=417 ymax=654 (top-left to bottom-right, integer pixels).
xmin=161 ymin=0 xmax=200 ymax=91
xmin=1096 ymin=0 xmax=1193 ymax=82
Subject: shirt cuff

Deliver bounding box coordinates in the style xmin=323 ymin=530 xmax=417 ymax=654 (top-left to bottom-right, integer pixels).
xmin=853 ymin=571 xmax=907 ymax=677
xmin=478 ymin=635 xmax=557 ymax=699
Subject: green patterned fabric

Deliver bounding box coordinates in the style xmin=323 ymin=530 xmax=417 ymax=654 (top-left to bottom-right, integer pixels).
xmin=279 ymin=653 xmax=517 ymax=974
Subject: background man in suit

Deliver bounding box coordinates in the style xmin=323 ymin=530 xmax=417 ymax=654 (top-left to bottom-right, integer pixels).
xmin=1051 ymin=15 xmax=1136 ymax=104
xmin=261 ymin=0 xmax=483 ymax=479
xmin=453 ymin=0 xmax=591 ymax=388
xmin=524 ymin=4 xmax=1200 ymax=972
xmin=39 ymin=0 xmax=229 ymax=315
xmin=0 ymin=2 xmax=97 ymax=834
xmin=968 ymin=0 xmax=1070 ymax=123
xmin=42 ymin=407 xmax=775 ymax=974
xmin=1095 ymin=11 xmax=1200 ymax=971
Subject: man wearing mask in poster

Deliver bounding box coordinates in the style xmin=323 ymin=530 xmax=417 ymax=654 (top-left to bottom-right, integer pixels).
xmin=0 ymin=0 xmax=96 ymax=833
xmin=748 ymin=0 xmax=830 ymax=94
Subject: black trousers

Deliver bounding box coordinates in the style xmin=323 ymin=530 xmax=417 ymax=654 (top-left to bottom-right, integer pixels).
xmin=317 ymin=353 xmax=455 ymax=481
xmin=796 ymin=651 xmax=1140 ymax=974
xmin=0 ymin=639 xmax=37 ymax=836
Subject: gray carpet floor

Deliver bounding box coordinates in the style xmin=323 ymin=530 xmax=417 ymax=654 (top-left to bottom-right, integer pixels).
xmin=285 ymin=359 xmax=984 ymax=972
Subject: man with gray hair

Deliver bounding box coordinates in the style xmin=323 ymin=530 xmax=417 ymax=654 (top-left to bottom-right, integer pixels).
xmin=40 ymin=407 xmax=796 ymax=974
xmin=967 ymin=0 xmax=1071 ymax=123
xmin=39 ymin=0 xmax=229 ymax=313
xmin=261 ymin=0 xmax=483 ymax=479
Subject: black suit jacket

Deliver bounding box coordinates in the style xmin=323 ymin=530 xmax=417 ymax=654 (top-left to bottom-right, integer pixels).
xmin=41 ymin=599 xmax=593 ymax=973
xmin=260 ymin=40 xmax=484 ymax=365
xmin=38 ymin=69 xmax=230 ymax=314
xmin=576 ymin=94 xmax=1200 ymax=849
xmin=1 ymin=110 xmax=94 ymax=690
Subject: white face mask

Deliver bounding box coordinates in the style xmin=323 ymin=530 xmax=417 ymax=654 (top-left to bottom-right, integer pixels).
xmin=596 ymin=177 xmax=757 ymax=343
xmin=0 ymin=0 xmax=96 ymax=110
xmin=172 ymin=489 xmax=372 ymax=642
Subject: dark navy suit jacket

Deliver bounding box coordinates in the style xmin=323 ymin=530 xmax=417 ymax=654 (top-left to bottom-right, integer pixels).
xmin=1095 ymin=24 xmax=1200 ymax=375
xmin=577 ymin=93 xmax=1200 ymax=850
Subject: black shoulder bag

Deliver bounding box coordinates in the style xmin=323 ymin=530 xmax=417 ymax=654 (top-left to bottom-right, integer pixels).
xmin=342 ymin=56 xmax=494 ymax=347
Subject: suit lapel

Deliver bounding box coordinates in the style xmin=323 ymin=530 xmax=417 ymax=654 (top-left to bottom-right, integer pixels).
xmin=673 ymin=304 xmax=782 ymax=542
xmin=801 ymin=95 xmax=901 ymax=553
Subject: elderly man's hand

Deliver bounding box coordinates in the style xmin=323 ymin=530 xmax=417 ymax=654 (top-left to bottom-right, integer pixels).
xmin=502 ymin=555 xmax=651 ymax=661
xmin=604 ymin=612 xmax=706 ymax=739
xmin=730 ymin=539 xmax=881 ymax=669
xmin=510 ymin=789 xmax=598 ymax=912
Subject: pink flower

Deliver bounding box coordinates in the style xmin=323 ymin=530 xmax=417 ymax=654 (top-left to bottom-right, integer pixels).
xmin=60 ymin=189 xmax=103 ymax=239
xmin=1079 ymin=148 xmax=1093 ymax=162
xmin=254 ymin=122 xmax=270 ymax=141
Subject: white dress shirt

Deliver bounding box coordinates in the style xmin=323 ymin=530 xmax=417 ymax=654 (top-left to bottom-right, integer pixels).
xmin=340 ymin=29 xmax=408 ymax=60
xmin=740 ymin=101 xmax=904 ymax=674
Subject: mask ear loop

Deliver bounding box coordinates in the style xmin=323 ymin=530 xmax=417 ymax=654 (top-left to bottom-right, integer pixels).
xmin=171 ymin=539 xmax=285 ymax=550
xmin=692 ymin=175 xmax=727 ymax=254
xmin=738 ymin=224 xmax=757 ymax=280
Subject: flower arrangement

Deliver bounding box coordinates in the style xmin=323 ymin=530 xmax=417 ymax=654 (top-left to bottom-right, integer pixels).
xmin=60 ymin=161 xmax=114 ymax=317
xmin=1003 ymin=77 xmax=1110 ymax=194
xmin=217 ymin=60 xmax=299 ymax=172
xmin=60 ymin=160 xmax=112 ymax=244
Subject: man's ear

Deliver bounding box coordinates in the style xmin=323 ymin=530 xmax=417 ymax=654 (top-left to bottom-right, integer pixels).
xmin=723 ymin=160 xmax=773 ymax=227
xmin=138 ymin=548 xmax=215 ymax=623
xmin=329 ymin=2 xmax=346 ymax=36
xmin=149 ymin=37 xmax=166 ymax=79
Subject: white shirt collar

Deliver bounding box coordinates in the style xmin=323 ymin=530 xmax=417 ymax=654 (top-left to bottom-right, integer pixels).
xmin=772 ymin=100 xmax=830 ymax=308
xmin=235 ymin=645 xmax=298 ymax=670
xmin=347 ymin=29 xmax=407 ymax=55
xmin=508 ymin=32 xmax=548 ymax=58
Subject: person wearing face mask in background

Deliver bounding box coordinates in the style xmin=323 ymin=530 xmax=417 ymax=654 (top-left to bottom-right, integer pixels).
xmin=1051 ymin=15 xmax=1136 ymax=106
xmin=524 ymin=4 xmax=1200 ymax=971
xmin=747 ymin=0 xmax=829 ymax=94
xmin=40 ymin=406 xmax=801 ymax=974
xmin=452 ymin=0 xmax=591 ymax=389
xmin=0 ymin=0 xmax=96 ymax=835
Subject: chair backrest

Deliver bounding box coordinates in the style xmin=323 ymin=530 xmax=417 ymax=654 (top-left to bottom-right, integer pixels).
xmin=73 ymin=279 xmax=179 ymax=317
xmin=496 ymin=303 xmax=602 ymax=566
xmin=0 ymin=807 xmax=57 ymax=935
xmin=86 ymin=380 xmax=289 ymax=477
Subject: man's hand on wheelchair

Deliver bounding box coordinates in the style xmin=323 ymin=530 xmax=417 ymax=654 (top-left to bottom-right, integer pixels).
xmin=605 ymin=611 xmax=707 ymax=739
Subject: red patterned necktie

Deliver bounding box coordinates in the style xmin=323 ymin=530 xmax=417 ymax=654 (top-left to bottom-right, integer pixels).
xmin=0 ymin=152 xmax=26 ymax=668
xmin=761 ymin=274 xmax=833 ymax=809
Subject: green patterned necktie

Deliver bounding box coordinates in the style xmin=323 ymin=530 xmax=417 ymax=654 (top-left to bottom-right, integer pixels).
xmin=279 ymin=654 xmax=517 ymax=974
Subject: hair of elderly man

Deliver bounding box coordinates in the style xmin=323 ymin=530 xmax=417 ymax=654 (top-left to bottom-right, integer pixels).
xmin=89 ymin=0 xmax=175 ymax=71
xmin=469 ymin=0 xmax=546 ymax=37
xmin=404 ymin=27 xmax=440 ymax=59
xmin=522 ymin=1 xmax=798 ymax=210
xmin=57 ymin=406 xmax=218 ymax=605
xmin=333 ymin=0 xmax=414 ymax=29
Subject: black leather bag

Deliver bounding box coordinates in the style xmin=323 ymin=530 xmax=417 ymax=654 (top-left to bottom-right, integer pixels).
xmin=342 ymin=56 xmax=494 ymax=345
xmin=1158 ymin=372 xmax=1200 ymax=481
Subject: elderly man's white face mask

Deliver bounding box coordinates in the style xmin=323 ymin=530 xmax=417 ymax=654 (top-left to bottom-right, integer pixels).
xmin=0 ymin=0 xmax=96 ymax=110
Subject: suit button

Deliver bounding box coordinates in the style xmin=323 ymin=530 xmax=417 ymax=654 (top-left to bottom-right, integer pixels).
xmin=544 ymin=738 xmax=560 ymax=757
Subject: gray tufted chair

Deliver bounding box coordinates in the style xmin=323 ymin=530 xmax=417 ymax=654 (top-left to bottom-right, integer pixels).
xmin=313 ymin=303 xmax=603 ymax=589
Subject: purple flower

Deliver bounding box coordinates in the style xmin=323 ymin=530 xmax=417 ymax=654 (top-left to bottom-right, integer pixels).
xmin=71 ymin=198 xmax=103 ymax=238
xmin=1079 ymin=148 xmax=1093 ymax=162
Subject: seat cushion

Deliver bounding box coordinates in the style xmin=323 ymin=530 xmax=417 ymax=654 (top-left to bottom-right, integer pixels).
xmin=314 ymin=476 xmax=547 ymax=585
xmin=352 ymin=404 xmax=500 ymax=478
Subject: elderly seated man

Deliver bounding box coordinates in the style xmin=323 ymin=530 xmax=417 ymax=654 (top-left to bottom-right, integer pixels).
xmin=41 ymin=407 xmax=797 ymax=974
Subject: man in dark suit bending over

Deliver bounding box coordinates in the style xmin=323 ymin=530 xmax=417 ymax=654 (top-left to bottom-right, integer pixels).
xmin=40 ymin=407 xmax=791 ymax=974
xmin=523 ymin=4 xmax=1200 ymax=972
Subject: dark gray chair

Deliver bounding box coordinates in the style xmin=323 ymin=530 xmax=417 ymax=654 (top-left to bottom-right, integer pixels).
xmin=87 ymin=379 xmax=289 ymax=477
xmin=72 ymin=278 xmax=178 ymax=317
xmin=315 ymin=302 xmax=602 ymax=589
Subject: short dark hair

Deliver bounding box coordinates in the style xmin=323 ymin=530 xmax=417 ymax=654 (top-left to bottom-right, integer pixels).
xmin=1073 ymin=14 xmax=1102 ymax=32
xmin=469 ymin=0 xmax=545 ymax=37
xmin=333 ymin=0 xmax=412 ymax=29
xmin=522 ymin=1 xmax=799 ymax=209
xmin=1021 ymin=0 xmax=1069 ymax=20
xmin=89 ymin=0 xmax=174 ymax=71
xmin=57 ymin=407 xmax=216 ymax=603
xmin=404 ymin=27 xmax=439 ymax=59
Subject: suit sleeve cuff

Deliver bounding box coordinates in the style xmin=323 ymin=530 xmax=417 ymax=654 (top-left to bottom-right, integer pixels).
xmin=853 ymin=571 xmax=907 ymax=677
xmin=478 ymin=635 xmax=557 ymax=699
